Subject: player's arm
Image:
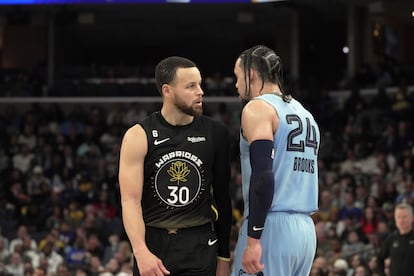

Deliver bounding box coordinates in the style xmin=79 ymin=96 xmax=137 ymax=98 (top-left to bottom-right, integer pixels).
xmin=211 ymin=123 xmax=233 ymax=263
xmin=242 ymin=99 xmax=277 ymax=240
xmin=118 ymin=124 xmax=169 ymax=275
xmin=119 ymin=124 xmax=147 ymax=257
xmin=377 ymin=234 xmax=392 ymax=276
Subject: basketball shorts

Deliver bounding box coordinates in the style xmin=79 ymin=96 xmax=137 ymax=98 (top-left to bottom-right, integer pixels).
xmin=133 ymin=222 xmax=218 ymax=276
xmin=232 ymin=212 xmax=316 ymax=276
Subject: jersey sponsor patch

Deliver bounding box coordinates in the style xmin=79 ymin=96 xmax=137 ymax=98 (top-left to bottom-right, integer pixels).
xmin=187 ymin=136 xmax=206 ymax=143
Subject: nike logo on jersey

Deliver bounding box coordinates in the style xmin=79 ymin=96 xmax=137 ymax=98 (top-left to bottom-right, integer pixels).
xmin=154 ymin=138 xmax=170 ymax=145
xmin=208 ymin=239 xmax=218 ymax=246
xmin=252 ymin=226 xmax=264 ymax=231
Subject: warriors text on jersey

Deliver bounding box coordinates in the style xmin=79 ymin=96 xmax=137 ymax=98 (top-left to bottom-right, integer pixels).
xmin=139 ymin=112 xmax=230 ymax=229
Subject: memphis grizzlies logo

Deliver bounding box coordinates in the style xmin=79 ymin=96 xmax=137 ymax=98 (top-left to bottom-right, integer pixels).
xmin=154 ymin=153 xmax=204 ymax=207
xmin=239 ymin=270 xmax=263 ymax=276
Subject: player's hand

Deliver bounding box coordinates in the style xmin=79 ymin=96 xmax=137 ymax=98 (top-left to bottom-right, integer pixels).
xmin=216 ymin=258 xmax=230 ymax=276
xmin=136 ymin=250 xmax=170 ymax=276
xmin=242 ymin=238 xmax=264 ymax=274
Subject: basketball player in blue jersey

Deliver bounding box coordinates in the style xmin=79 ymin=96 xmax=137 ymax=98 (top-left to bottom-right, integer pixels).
xmin=231 ymin=45 xmax=320 ymax=276
xmin=119 ymin=56 xmax=232 ymax=276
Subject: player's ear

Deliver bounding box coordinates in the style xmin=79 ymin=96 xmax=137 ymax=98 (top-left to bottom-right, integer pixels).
xmin=249 ymin=68 xmax=255 ymax=81
xmin=162 ymin=84 xmax=171 ymax=97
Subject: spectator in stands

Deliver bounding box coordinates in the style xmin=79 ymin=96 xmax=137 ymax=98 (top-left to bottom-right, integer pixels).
xmin=332 ymin=258 xmax=349 ymax=276
xmin=65 ymin=235 xmax=87 ymax=271
xmin=18 ymin=123 xmax=37 ymax=150
xmin=0 ymin=237 xmax=10 ymax=263
xmin=32 ymin=266 xmax=47 ymax=276
xmin=360 ymin=206 xmax=379 ymax=237
xmin=12 ymin=143 xmax=35 ymax=175
xmin=341 ymin=230 xmax=366 ymax=258
xmin=66 ymin=200 xmax=85 ymax=228
xmin=392 ymin=120 xmax=413 ymax=158
xmin=311 ymin=256 xmax=329 ymax=276
xmin=45 ymin=205 xmax=64 ymax=231
xmin=366 ymin=255 xmax=379 ymax=276
xmin=9 ymin=225 xmax=37 ymax=253
xmin=0 ymin=226 xmax=9 ymax=252
xmin=55 ymin=262 xmax=71 ymax=276
xmin=347 ymin=254 xmax=365 ymax=276
xmin=338 ymin=190 xmax=362 ymax=222
xmin=395 ymin=176 xmax=414 ymax=205
xmin=5 ymin=251 xmax=24 ymax=276
xmin=325 ymin=237 xmax=343 ymax=267
xmin=102 ymin=233 xmax=120 ymax=265
xmin=92 ymin=190 xmax=117 ymax=220
xmin=314 ymin=189 xmax=339 ymax=224
xmin=39 ymin=241 xmax=63 ymax=275
xmin=88 ymin=255 xmax=105 ymax=275
xmin=0 ymin=148 xmax=10 ymax=173
xmin=354 ymin=264 xmax=370 ymax=276
xmin=26 ymin=165 xmax=51 ymax=197
xmin=85 ymin=233 xmax=103 ymax=260
xmin=21 ymin=234 xmax=40 ymax=269
xmin=38 ymin=228 xmax=65 ymax=256
xmin=391 ymin=85 xmax=412 ymax=120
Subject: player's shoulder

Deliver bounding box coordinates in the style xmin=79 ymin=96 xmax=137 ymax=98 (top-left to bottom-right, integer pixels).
xmin=124 ymin=123 xmax=145 ymax=138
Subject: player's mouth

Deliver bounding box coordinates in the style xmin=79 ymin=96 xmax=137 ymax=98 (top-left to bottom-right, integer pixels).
xmin=194 ymin=99 xmax=203 ymax=107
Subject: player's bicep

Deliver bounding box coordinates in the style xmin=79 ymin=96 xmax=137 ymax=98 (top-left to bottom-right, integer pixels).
xmin=242 ymin=100 xmax=276 ymax=143
xmin=118 ymin=125 xmax=147 ymax=202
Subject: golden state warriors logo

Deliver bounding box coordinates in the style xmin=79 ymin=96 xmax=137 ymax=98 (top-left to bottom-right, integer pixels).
xmin=154 ymin=151 xmax=204 ymax=208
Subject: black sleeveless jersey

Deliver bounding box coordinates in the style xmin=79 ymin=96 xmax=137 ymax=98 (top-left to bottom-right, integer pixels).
xmin=139 ymin=112 xmax=230 ymax=229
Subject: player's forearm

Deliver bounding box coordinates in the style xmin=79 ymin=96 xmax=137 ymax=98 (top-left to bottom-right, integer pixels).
xmin=122 ymin=200 xmax=147 ymax=254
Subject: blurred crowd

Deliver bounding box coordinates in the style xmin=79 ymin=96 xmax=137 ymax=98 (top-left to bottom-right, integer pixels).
xmin=0 ymin=79 xmax=413 ymax=275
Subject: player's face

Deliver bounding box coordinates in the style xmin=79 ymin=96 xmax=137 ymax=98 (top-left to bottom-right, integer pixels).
xmin=395 ymin=208 xmax=413 ymax=234
xmin=234 ymin=58 xmax=249 ymax=100
xmin=171 ymin=67 xmax=204 ymax=117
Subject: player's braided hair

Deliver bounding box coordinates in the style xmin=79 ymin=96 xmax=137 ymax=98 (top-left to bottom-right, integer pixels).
xmin=239 ymin=45 xmax=292 ymax=103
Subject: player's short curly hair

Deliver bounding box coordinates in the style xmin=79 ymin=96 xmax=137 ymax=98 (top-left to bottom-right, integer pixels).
xmin=155 ymin=56 xmax=196 ymax=95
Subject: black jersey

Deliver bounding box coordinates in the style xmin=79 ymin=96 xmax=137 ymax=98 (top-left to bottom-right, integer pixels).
xmin=139 ymin=112 xmax=231 ymax=230
xmin=377 ymin=229 xmax=414 ymax=276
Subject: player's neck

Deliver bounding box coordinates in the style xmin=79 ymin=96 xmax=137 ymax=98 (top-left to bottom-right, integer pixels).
xmin=160 ymin=108 xmax=194 ymax=126
xmin=256 ymin=83 xmax=281 ymax=97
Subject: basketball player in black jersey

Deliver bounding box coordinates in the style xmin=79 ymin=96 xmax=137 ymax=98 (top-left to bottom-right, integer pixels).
xmin=119 ymin=56 xmax=232 ymax=276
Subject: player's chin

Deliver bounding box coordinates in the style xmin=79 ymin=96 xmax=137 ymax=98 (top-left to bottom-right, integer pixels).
xmin=193 ymin=106 xmax=203 ymax=117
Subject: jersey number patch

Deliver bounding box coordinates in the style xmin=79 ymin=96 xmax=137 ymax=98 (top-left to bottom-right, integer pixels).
xmin=286 ymin=114 xmax=318 ymax=155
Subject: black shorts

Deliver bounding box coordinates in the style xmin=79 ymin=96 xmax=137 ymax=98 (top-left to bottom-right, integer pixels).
xmin=133 ymin=222 xmax=218 ymax=276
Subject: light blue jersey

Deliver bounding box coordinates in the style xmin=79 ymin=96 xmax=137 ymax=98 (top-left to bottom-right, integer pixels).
xmin=232 ymin=94 xmax=320 ymax=276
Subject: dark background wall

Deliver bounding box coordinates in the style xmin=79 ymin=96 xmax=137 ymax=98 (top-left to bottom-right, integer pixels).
xmin=0 ymin=0 xmax=413 ymax=90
